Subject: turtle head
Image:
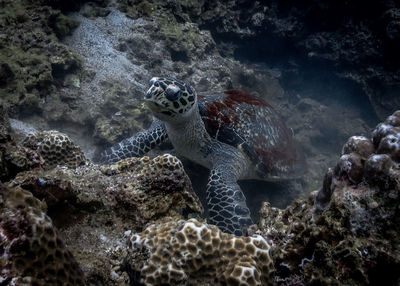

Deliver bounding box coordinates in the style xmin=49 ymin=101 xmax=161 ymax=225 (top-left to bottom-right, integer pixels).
xmin=144 ymin=77 xmax=197 ymax=121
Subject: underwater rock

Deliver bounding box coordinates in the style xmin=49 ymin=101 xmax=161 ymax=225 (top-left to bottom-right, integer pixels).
xmin=371 ymin=112 xmax=400 ymax=163
xmin=0 ymin=1 xmax=81 ymax=116
xmin=364 ymin=154 xmax=393 ymax=186
xmin=341 ymin=136 xmax=374 ymax=159
xmin=0 ymin=104 xmax=43 ymax=182
xmin=0 ymin=184 xmax=85 ymax=285
xmin=9 ymin=154 xmax=202 ymax=224
xmin=377 ymin=133 xmax=400 ymax=162
xmin=371 ymin=123 xmax=400 ymax=148
xmin=314 ymin=168 xmax=334 ymax=211
xmin=385 ymin=110 xmax=400 ymax=126
xmin=125 ymin=218 xmax=273 ymax=286
xmin=180 ymin=0 xmax=400 ymax=120
xmin=102 ymin=154 xmax=203 ymax=222
xmin=260 ymin=110 xmax=400 ymax=285
xmin=8 ymin=154 xmax=202 ymax=284
xmin=334 ymin=153 xmax=365 ymax=184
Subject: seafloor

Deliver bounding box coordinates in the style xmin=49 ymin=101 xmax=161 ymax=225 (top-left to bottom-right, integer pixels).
xmin=0 ymin=0 xmax=399 ymax=285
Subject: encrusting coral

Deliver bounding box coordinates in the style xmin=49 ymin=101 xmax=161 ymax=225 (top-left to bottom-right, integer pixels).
xmin=127 ymin=218 xmax=274 ymax=286
xmin=0 ymin=184 xmax=85 ymax=285
xmin=103 ymin=154 xmax=203 ymax=223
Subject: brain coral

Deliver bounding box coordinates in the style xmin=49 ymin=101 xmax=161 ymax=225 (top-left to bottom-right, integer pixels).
xmin=22 ymin=130 xmax=86 ymax=169
xmin=128 ymin=218 xmax=273 ymax=286
xmin=0 ymin=185 xmax=84 ymax=285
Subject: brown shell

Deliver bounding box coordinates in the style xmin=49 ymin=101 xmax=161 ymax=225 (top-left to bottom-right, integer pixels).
xmin=198 ymin=90 xmax=305 ymax=179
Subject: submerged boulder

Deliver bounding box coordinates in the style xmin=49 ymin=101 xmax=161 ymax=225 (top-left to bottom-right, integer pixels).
xmin=261 ymin=110 xmax=400 ymax=285
xmin=8 ymin=143 xmax=202 ymax=284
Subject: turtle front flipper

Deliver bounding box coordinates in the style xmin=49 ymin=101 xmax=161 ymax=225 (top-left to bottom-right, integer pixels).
xmin=98 ymin=120 xmax=167 ymax=164
xmin=206 ymin=166 xmax=253 ymax=236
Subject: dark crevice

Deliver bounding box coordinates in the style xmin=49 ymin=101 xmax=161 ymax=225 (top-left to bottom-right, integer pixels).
xmin=211 ymin=30 xmax=379 ymax=125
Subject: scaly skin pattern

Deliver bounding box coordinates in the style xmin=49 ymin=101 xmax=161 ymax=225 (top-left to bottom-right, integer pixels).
xmin=99 ymin=77 xmax=303 ymax=235
xmin=198 ymin=90 xmax=302 ymax=179
xmin=99 ymin=120 xmax=167 ymax=164
xmin=206 ymin=160 xmax=254 ymax=235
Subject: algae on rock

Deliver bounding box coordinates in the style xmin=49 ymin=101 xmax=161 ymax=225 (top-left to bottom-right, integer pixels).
xmin=0 ymin=0 xmax=81 ymax=116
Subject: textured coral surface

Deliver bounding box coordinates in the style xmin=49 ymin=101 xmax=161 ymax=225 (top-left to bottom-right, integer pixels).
xmin=22 ymin=130 xmax=87 ymax=169
xmin=127 ymin=218 xmax=273 ymax=286
xmin=0 ymin=185 xmax=84 ymax=285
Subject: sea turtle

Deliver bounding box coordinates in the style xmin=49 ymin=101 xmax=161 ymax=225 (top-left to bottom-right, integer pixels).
xmin=99 ymin=77 xmax=304 ymax=235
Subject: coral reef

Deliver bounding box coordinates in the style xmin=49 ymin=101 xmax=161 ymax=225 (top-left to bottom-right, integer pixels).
xmin=7 ymin=150 xmax=202 ymax=284
xmin=102 ymin=154 xmax=203 ymax=222
xmin=21 ymin=130 xmax=87 ymax=169
xmin=1 ymin=0 xmax=399 ymax=285
xmin=1 ymin=0 xmax=379 ymax=198
xmin=11 ymin=153 xmax=202 ymax=221
xmin=260 ymin=110 xmax=400 ymax=285
xmin=0 ymin=184 xmax=85 ymax=285
xmin=126 ymin=218 xmax=273 ymax=286
xmin=0 ymin=0 xmax=81 ymax=116
xmin=341 ymin=135 xmax=374 ymax=159
xmin=0 ymin=104 xmax=43 ymax=181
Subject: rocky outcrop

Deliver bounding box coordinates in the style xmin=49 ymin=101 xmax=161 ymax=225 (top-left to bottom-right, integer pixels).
xmin=260 ymin=110 xmax=400 ymax=285
xmin=186 ymin=0 xmax=400 ymax=119
xmin=0 ymin=104 xmax=43 ymax=182
xmin=6 ymin=130 xmax=202 ymax=284
xmin=149 ymin=0 xmax=399 ymax=120
xmin=0 ymin=0 xmax=81 ymax=116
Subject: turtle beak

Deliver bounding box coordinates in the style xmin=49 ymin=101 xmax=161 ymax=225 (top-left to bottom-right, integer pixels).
xmin=145 ymin=100 xmax=163 ymax=112
xmin=144 ymin=88 xmax=153 ymax=101
xmin=144 ymin=88 xmax=164 ymax=112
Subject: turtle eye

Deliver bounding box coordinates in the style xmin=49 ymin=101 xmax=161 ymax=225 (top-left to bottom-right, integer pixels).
xmin=165 ymin=85 xmax=182 ymax=101
xmin=149 ymin=77 xmax=157 ymax=85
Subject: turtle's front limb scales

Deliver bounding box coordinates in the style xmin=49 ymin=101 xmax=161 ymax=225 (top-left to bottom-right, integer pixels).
xmin=99 ymin=120 xmax=167 ymax=164
xmin=206 ymin=144 xmax=254 ymax=236
xmin=206 ymin=166 xmax=253 ymax=236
